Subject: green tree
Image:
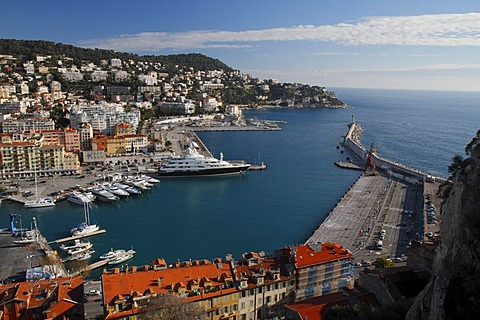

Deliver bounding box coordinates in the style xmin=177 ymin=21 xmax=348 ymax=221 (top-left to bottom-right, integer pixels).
xmin=465 ymin=129 xmax=480 ymax=155
xmin=448 ymin=154 xmax=465 ymax=174
xmin=375 ymin=257 xmax=394 ymax=269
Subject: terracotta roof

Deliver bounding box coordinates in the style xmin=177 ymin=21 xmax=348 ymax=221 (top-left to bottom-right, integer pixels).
xmin=102 ymin=261 xmax=234 ymax=308
xmin=293 ymin=243 xmax=352 ymax=268
xmin=285 ymin=287 xmax=378 ymax=320
xmin=0 ymin=275 xmax=83 ymax=316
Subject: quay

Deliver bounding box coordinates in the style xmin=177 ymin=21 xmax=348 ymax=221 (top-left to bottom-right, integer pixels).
xmin=49 ymin=229 xmax=107 ymax=244
xmin=307 ymin=117 xmax=443 ymax=264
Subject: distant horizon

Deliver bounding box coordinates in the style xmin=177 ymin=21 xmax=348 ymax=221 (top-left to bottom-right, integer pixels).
xmin=1 ymin=0 xmax=479 ymax=91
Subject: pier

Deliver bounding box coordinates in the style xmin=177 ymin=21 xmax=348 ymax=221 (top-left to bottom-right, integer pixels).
xmin=49 ymin=230 xmax=107 ymax=244
xmin=72 ymin=249 xmax=136 ymax=275
xmin=306 ymin=118 xmax=437 ymax=264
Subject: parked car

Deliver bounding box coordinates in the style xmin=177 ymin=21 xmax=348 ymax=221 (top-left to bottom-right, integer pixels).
xmin=87 ymin=290 xmax=101 ymax=296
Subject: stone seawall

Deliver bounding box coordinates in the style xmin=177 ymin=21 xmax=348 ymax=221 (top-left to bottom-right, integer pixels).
xmin=343 ymin=120 xmax=441 ymax=183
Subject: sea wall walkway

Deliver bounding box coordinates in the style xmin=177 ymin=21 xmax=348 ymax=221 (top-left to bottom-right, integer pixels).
xmin=305 ymin=119 xmax=429 ymax=263
xmin=343 ymin=120 xmax=443 ymax=183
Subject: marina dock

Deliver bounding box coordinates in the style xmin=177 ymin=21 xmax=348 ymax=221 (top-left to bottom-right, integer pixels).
xmin=49 ymin=230 xmax=107 ymax=244
xmin=72 ymin=249 xmax=136 ymax=275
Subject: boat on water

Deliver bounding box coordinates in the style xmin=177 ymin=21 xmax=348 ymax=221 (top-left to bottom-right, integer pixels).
xmin=71 ymin=249 xmax=95 ymax=261
xmin=155 ymin=148 xmax=251 ymax=177
xmin=137 ymin=174 xmax=160 ymax=184
xmin=112 ymin=182 xmax=142 ymax=195
xmin=24 ymin=197 xmax=56 ymax=208
xmin=71 ymin=202 xmax=99 ymax=236
xmin=67 ymin=191 xmax=96 ymax=205
xmin=99 ymin=248 xmax=127 ymax=260
xmin=24 ymin=166 xmax=56 ymax=208
xmin=67 ymin=242 xmax=93 ymax=255
xmin=91 ymin=187 xmax=119 ymax=202
xmin=102 ymin=183 xmax=129 ymax=197
xmin=124 ymin=178 xmax=150 ymax=191
xmin=108 ymin=252 xmax=134 ymax=265
xmin=60 ymin=239 xmax=91 ymax=251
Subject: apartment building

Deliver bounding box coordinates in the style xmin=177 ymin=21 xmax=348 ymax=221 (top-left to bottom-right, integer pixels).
xmin=0 ymin=141 xmax=80 ymax=178
xmin=78 ymin=122 xmax=93 ymax=150
xmin=234 ymin=252 xmax=294 ymax=320
xmin=101 ymin=258 xmax=239 ymax=320
xmin=0 ymin=275 xmax=84 ymax=320
xmin=123 ymin=134 xmax=148 ymax=153
xmin=286 ymin=243 xmax=355 ymax=302
xmin=1 ymin=117 xmax=55 ymax=134
xmin=24 ymin=127 xmax=81 ymax=152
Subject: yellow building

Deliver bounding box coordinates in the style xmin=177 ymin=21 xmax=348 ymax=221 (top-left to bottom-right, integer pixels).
xmin=0 ymin=141 xmax=79 ymax=179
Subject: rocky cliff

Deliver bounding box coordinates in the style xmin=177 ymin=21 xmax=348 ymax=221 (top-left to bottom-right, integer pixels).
xmin=407 ymin=144 xmax=480 ymax=319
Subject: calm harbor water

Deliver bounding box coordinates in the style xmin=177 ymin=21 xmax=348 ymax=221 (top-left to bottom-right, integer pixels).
xmin=1 ymin=88 xmax=479 ymax=277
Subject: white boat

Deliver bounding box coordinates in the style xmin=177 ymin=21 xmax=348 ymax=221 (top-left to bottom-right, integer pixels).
xmin=24 ymin=197 xmax=56 ymax=208
xmin=71 ymin=249 xmax=95 ymax=261
xmin=67 ymin=242 xmax=93 ymax=255
xmin=71 ymin=202 xmax=99 ymax=236
xmin=99 ymin=248 xmax=127 ymax=260
xmin=91 ymin=187 xmax=119 ymax=202
xmin=155 ymin=148 xmax=250 ymax=177
xmin=67 ymin=191 xmax=96 ymax=205
xmin=102 ymin=183 xmax=129 ymax=197
xmin=60 ymin=239 xmax=91 ymax=251
xmin=138 ymin=174 xmax=160 ymax=184
xmin=124 ymin=178 xmax=150 ymax=191
xmin=108 ymin=252 xmax=134 ymax=265
xmin=112 ymin=182 xmax=142 ymax=195
xmin=24 ymin=166 xmax=56 ymax=208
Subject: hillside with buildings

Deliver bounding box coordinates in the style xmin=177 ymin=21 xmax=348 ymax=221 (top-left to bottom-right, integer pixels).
xmin=0 ymin=39 xmax=345 ymax=180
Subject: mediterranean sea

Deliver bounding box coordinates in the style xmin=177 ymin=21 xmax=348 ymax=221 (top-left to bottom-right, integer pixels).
xmin=1 ymin=88 xmax=479 ymax=278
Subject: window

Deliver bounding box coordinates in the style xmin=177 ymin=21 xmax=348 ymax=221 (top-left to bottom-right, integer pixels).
xmin=224 ymin=295 xmax=229 ymax=303
xmin=250 ymin=300 xmax=254 ymax=308
xmin=241 ymin=302 xmax=246 ymax=310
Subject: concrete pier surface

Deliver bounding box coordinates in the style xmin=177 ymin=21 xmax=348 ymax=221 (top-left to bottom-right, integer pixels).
xmin=306 ymin=172 xmax=423 ymax=264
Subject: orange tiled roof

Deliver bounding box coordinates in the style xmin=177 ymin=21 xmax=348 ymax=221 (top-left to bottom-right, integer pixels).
xmin=102 ymin=261 xmax=233 ymax=307
xmin=0 ymin=275 xmax=83 ymax=316
xmin=293 ymin=243 xmax=352 ymax=268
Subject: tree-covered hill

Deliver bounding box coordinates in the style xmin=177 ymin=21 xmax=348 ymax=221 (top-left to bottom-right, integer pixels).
xmin=0 ymin=39 xmax=232 ymax=71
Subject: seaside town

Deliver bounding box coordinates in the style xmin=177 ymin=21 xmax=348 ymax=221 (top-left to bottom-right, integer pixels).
xmin=0 ymin=41 xmax=456 ymax=320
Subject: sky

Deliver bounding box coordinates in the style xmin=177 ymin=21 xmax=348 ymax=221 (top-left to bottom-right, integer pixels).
xmin=2 ymin=0 xmax=480 ymax=91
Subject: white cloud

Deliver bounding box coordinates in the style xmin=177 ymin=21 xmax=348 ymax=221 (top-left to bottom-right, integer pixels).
xmin=78 ymin=13 xmax=480 ymax=52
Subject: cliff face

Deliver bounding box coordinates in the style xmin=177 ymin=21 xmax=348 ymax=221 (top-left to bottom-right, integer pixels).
xmin=407 ymin=147 xmax=480 ymax=319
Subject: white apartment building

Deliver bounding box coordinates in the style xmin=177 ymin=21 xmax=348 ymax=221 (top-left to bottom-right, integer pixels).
xmin=70 ymin=103 xmax=141 ymax=135
xmin=78 ymin=122 xmax=93 ymax=150
xmin=90 ymin=70 xmax=108 ymax=82
xmin=2 ymin=118 xmax=55 ymax=134
xmin=110 ymin=58 xmax=122 ymax=67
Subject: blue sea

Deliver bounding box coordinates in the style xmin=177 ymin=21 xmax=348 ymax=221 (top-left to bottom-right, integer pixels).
xmin=1 ymin=88 xmax=479 ymax=277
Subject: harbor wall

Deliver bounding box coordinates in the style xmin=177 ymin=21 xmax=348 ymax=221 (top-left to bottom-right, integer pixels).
xmin=344 ymin=121 xmax=440 ymax=182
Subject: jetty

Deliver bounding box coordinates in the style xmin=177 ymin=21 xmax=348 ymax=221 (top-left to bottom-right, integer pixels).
xmin=72 ymin=249 xmax=136 ymax=275
xmin=49 ymin=230 xmax=107 ymax=244
xmin=306 ymin=117 xmax=440 ymax=264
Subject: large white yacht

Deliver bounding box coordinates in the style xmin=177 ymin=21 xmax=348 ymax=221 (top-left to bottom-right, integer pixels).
xmin=67 ymin=191 xmax=96 ymax=205
xmin=156 ymin=148 xmax=250 ymax=177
